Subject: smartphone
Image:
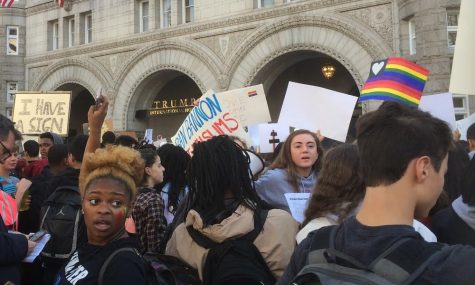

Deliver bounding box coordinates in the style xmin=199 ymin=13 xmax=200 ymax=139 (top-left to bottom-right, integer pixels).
xmin=95 ymin=87 xmax=103 ymax=110
xmin=29 ymin=230 xmax=46 ymax=242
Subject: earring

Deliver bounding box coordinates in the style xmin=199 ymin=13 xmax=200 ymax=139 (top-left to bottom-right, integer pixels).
xmin=81 ymin=209 xmax=84 ymax=214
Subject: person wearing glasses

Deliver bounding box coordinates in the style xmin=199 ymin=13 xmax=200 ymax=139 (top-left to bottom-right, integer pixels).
xmin=0 ymin=114 xmax=36 ymax=285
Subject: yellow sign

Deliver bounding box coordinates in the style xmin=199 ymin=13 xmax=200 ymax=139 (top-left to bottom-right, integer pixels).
xmin=12 ymin=92 xmax=72 ymax=136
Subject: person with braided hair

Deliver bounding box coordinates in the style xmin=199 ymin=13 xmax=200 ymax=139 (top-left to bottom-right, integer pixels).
xmin=165 ymin=135 xmax=298 ymax=282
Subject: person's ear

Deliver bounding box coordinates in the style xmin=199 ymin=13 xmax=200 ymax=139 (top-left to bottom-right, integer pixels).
xmin=414 ymin=156 xmax=431 ymax=183
xmin=144 ymin=166 xmax=152 ymax=176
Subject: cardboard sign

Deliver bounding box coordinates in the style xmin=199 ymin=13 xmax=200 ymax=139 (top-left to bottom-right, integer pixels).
xmin=215 ymin=84 xmax=271 ymax=127
xmin=456 ymin=112 xmax=475 ymax=141
xmin=13 ymin=92 xmax=72 ymax=136
xmin=248 ymin=123 xmax=290 ymax=153
xmin=171 ymin=90 xmax=252 ymax=153
xmin=419 ymin=93 xmax=457 ymax=130
xmin=278 ymin=82 xmax=357 ymax=142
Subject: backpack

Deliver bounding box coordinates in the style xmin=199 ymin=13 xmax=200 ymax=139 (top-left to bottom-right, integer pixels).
xmin=186 ymin=209 xmax=276 ymax=285
xmin=98 ymin=247 xmax=201 ymax=285
xmin=0 ymin=190 xmax=18 ymax=230
xmin=40 ymin=185 xmax=83 ymax=259
xmin=291 ymin=225 xmax=447 ymax=285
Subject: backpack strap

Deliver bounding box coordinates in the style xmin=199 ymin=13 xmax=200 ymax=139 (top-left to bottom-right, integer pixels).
xmin=186 ymin=209 xmax=269 ymax=249
xmin=98 ymin=247 xmax=139 ymax=285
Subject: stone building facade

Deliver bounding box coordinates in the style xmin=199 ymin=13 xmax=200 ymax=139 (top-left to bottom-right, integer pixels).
xmin=1 ymin=0 xmax=469 ymax=137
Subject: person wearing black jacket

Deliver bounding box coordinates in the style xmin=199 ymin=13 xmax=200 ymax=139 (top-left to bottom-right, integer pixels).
xmin=41 ymin=135 xmax=89 ymax=285
xmin=0 ymin=114 xmax=35 ymax=284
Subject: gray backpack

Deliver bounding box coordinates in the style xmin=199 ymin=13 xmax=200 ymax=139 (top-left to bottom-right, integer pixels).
xmin=291 ymin=226 xmax=446 ymax=285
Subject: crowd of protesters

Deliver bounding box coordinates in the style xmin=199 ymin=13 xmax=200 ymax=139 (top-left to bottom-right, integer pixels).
xmin=1 ymin=95 xmax=475 ymax=285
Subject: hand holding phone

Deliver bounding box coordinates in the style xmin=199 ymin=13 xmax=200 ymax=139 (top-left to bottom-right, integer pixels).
xmin=29 ymin=230 xmax=46 ymax=242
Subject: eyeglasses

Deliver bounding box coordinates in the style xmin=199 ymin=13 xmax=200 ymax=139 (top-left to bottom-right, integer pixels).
xmin=0 ymin=141 xmax=12 ymax=163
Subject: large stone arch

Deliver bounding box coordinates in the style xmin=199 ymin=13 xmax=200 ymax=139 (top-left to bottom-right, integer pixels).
xmin=227 ymin=14 xmax=393 ymax=90
xmin=31 ymin=57 xmax=114 ymax=95
xmin=112 ymin=40 xmax=221 ymax=130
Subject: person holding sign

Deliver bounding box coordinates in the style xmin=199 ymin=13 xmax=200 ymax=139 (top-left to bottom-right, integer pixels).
xmin=255 ymin=130 xmax=323 ymax=213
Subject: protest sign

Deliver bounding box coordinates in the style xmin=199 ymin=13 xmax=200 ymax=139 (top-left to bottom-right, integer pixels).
xmin=456 ymin=112 xmax=475 ymax=140
xmin=285 ymin=193 xmax=311 ymax=223
xmin=419 ymin=93 xmax=456 ymax=130
xmin=278 ymin=82 xmax=357 ymax=142
xmin=13 ymin=92 xmax=72 ymax=136
xmin=449 ymin=0 xmax=475 ymax=96
xmin=144 ymin=129 xmax=153 ymax=143
xmin=215 ymin=84 xmax=271 ymax=127
xmin=171 ymin=90 xmax=251 ymax=153
xmin=248 ymin=123 xmax=290 ymax=153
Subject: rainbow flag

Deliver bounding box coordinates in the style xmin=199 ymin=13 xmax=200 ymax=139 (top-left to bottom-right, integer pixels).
xmin=359 ymin=57 xmax=429 ymax=106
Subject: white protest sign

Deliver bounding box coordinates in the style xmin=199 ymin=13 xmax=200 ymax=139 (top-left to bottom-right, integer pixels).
xmin=171 ymin=90 xmax=251 ymax=154
xmin=13 ymin=92 xmax=72 ymax=136
xmin=144 ymin=129 xmax=153 ymax=143
xmin=419 ymin=93 xmax=457 ymax=130
xmin=456 ymin=112 xmax=475 ymax=140
xmin=278 ymin=82 xmax=357 ymax=142
xmin=285 ymin=192 xmax=311 ymax=223
xmin=248 ymin=123 xmax=290 ymax=153
xmin=216 ymin=84 xmax=271 ymax=127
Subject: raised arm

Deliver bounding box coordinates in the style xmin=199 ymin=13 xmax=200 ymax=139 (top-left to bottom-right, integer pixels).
xmin=84 ymin=95 xmax=109 ymax=155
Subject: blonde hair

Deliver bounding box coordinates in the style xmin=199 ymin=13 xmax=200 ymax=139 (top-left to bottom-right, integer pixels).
xmin=79 ymin=146 xmax=144 ymax=200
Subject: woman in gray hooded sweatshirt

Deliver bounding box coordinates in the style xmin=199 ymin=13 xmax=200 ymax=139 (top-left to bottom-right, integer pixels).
xmin=255 ymin=129 xmax=323 ymax=213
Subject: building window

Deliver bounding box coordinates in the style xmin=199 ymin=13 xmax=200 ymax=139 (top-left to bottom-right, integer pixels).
xmin=6 ymin=26 xmax=19 ymax=55
xmin=453 ymin=95 xmax=469 ymax=120
xmin=52 ymin=21 xmax=59 ymax=50
xmin=85 ymin=13 xmax=92 ymax=44
xmin=5 ymin=108 xmax=13 ymax=121
xmin=67 ymin=17 xmax=75 ymax=47
xmin=257 ymin=0 xmax=274 ymax=8
xmin=162 ymin=0 xmax=171 ymax=28
xmin=140 ymin=1 xmax=149 ymax=32
xmin=447 ymin=10 xmax=459 ymax=48
xmin=6 ymin=82 xmax=17 ymax=103
xmin=408 ymin=18 xmax=416 ymax=55
xmin=185 ymin=0 xmax=194 ymax=23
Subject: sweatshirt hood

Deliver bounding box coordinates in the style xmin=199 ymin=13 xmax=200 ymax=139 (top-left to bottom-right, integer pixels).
xmin=452 ymin=196 xmax=475 ymax=230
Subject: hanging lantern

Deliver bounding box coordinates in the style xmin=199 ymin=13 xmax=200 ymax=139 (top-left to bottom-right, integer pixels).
xmin=321 ymin=64 xmax=336 ymax=79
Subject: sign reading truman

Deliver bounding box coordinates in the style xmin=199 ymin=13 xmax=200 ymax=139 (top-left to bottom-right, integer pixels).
xmin=13 ymin=92 xmax=72 ymax=136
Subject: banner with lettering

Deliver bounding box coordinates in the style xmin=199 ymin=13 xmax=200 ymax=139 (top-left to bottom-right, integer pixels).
xmin=13 ymin=92 xmax=72 ymax=136
xmin=171 ymin=90 xmax=253 ymax=153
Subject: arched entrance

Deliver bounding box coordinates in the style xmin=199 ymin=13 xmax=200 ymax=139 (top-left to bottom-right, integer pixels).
xmin=132 ymin=70 xmax=202 ymax=138
xmin=251 ymin=51 xmax=360 ymax=141
xmin=56 ymin=83 xmax=95 ymax=137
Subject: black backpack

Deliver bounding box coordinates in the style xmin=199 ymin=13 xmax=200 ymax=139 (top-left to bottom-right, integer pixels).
xmin=186 ymin=210 xmax=276 ymax=285
xmin=40 ymin=185 xmax=84 ymax=259
xmin=292 ymin=226 xmax=447 ymax=285
xmin=99 ymin=248 xmax=201 ymax=285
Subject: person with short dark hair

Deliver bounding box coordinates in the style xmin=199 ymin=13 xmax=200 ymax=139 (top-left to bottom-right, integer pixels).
xmin=278 ymin=102 xmax=475 ymax=285
xmin=22 ymin=140 xmax=48 ymax=178
xmin=39 ymin=132 xmax=63 ymax=159
xmin=41 ymin=135 xmax=89 ymax=284
xmin=115 ymin=135 xmax=138 ymax=148
xmin=0 ymin=114 xmax=36 ymax=285
xmin=466 ymin=123 xmax=475 ymax=159
xmin=101 ymin=131 xmax=115 ymax=148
